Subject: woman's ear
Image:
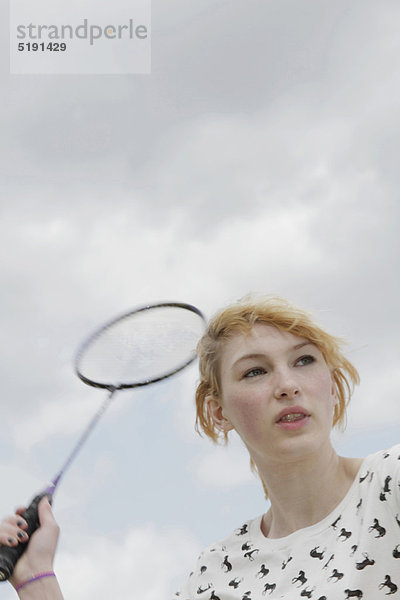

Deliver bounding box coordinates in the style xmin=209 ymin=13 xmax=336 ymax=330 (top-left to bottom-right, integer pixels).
xmin=330 ymin=377 xmax=339 ymax=408
xmin=205 ymin=395 xmax=234 ymax=433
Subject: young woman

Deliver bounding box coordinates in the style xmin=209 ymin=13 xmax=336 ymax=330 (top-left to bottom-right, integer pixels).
xmin=176 ymin=296 xmax=400 ymax=599
xmin=1 ymin=296 xmax=399 ymax=598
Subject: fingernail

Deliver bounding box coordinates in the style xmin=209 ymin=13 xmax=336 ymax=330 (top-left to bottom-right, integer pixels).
xmin=17 ymin=520 xmax=23 ymax=527
xmin=8 ymin=538 xmax=14 ymax=545
xmin=17 ymin=531 xmax=25 ymax=540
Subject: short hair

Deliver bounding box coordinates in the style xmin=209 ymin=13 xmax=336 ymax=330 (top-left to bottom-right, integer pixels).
xmin=195 ymin=295 xmax=360 ymax=444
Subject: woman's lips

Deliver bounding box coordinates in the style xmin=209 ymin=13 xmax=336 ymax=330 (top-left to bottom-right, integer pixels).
xmin=276 ymin=414 xmax=310 ymax=430
xmin=276 ymin=405 xmax=309 ymax=423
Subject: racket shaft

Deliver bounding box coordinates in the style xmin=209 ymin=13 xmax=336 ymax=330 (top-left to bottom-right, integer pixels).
xmin=0 ymin=392 xmax=114 ymax=582
xmin=0 ymin=492 xmax=52 ymax=581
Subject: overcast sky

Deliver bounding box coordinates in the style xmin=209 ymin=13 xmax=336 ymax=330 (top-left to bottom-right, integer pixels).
xmin=1 ymin=1 xmax=400 ymax=598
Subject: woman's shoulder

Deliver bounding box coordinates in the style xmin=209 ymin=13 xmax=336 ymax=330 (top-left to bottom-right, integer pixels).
xmin=362 ymin=443 xmax=400 ymax=470
xmin=197 ymin=514 xmax=264 ymax=561
xmin=357 ymin=443 xmax=400 ymax=502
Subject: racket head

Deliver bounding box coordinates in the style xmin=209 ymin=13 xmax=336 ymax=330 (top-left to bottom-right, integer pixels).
xmin=74 ymin=301 xmax=206 ymax=391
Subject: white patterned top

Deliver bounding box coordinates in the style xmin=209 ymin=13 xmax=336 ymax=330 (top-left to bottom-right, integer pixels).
xmin=176 ymin=444 xmax=400 ymax=600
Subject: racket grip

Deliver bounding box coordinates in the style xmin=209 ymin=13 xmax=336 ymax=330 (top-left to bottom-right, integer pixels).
xmin=0 ymin=492 xmax=52 ymax=582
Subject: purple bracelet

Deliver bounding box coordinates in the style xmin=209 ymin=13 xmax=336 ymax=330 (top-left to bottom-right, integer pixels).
xmin=16 ymin=571 xmax=56 ymax=591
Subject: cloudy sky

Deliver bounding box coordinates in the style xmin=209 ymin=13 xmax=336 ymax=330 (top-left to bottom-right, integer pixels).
xmin=1 ymin=0 xmax=400 ymax=598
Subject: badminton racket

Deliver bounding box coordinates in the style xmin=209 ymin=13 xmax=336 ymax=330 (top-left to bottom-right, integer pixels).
xmin=0 ymin=301 xmax=206 ymax=581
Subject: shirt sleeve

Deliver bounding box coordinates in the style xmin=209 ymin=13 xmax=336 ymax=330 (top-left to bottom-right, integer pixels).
xmin=172 ymin=546 xmax=217 ymax=600
xmin=388 ymin=443 xmax=400 ymax=508
xmin=377 ymin=443 xmax=400 ymax=513
xmin=173 ymin=573 xmax=194 ymax=600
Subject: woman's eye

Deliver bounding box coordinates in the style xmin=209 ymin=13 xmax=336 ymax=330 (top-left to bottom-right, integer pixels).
xmin=296 ymin=355 xmax=315 ymax=366
xmin=243 ymin=367 xmax=266 ymax=378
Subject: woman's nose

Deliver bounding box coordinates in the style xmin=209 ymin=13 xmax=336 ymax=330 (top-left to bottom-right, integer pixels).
xmin=273 ymin=369 xmax=300 ymax=400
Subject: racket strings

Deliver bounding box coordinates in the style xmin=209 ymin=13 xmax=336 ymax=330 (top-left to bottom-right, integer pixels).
xmin=76 ymin=304 xmax=206 ymax=389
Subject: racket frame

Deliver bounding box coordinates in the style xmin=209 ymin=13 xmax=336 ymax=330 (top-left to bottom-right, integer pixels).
xmin=74 ymin=301 xmax=205 ymax=390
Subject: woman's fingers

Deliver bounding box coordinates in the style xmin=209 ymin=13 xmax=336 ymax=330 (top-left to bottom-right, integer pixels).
xmin=0 ymin=524 xmax=18 ymax=546
xmin=0 ymin=514 xmax=29 ymax=546
xmin=10 ymin=497 xmax=60 ymax=584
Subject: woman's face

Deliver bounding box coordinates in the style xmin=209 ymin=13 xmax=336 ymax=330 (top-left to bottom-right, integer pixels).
xmin=208 ymin=323 xmax=338 ymax=465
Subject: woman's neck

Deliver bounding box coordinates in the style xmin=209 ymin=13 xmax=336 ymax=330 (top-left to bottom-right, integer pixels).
xmin=257 ymin=446 xmax=363 ymax=539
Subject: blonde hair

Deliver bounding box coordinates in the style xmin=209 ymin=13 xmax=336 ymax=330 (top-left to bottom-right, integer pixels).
xmin=195 ymin=295 xmax=359 ymax=442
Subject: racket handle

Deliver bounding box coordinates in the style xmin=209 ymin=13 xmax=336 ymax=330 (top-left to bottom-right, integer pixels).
xmin=0 ymin=492 xmax=52 ymax=582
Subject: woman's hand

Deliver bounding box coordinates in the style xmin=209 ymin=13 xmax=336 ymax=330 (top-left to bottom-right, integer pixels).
xmin=0 ymin=497 xmax=61 ymax=595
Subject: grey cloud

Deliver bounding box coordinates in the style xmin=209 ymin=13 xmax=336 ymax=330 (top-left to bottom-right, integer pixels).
xmin=1 ymin=0 xmax=399 ymax=422
xmin=2 ymin=1 xmax=398 ymax=193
